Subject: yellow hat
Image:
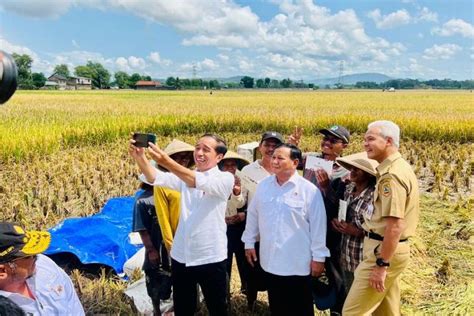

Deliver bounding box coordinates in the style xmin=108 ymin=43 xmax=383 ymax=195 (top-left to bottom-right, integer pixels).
xmin=336 ymin=152 xmax=379 ymax=176
xmin=0 ymin=222 xmax=51 ymax=263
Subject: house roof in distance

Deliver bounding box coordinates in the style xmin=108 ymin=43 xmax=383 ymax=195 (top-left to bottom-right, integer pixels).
xmin=135 ymin=80 xmax=161 ymax=86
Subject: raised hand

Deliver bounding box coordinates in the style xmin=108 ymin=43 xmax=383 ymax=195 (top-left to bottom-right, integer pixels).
xmin=233 ymin=176 xmax=242 ymax=195
xmin=129 ymin=137 xmax=146 ymax=160
xmin=148 ymin=142 xmax=168 ymax=165
xmin=288 ymin=126 xmax=303 ymax=146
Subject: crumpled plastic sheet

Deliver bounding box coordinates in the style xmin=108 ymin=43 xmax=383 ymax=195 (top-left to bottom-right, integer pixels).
xmin=45 ymin=196 xmax=141 ymax=274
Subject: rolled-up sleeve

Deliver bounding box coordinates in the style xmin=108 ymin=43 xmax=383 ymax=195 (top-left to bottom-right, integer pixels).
xmin=195 ymin=170 xmax=234 ymax=200
xmin=149 ymin=168 xmax=182 ymax=191
xmin=309 ymin=188 xmax=330 ymax=262
xmin=242 ymin=187 xmax=259 ymax=249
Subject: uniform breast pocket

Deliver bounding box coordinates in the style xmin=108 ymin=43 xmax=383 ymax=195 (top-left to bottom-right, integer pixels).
xmin=283 ymin=198 xmax=305 ymax=214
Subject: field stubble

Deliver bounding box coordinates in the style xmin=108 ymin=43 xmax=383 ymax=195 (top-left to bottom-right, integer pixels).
xmin=0 ymin=90 xmax=473 ymax=314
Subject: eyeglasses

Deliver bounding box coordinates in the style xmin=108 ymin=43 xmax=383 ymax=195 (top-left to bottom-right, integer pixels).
xmin=10 ymin=255 xmax=38 ymax=264
xmin=322 ymin=136 xmax=343 ymax=144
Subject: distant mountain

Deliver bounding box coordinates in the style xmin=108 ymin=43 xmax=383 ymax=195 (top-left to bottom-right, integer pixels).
xmin=156 ymin=73 xmax=392 ymax=85
xmin=310 ymin=73 xmax=392 ymax=86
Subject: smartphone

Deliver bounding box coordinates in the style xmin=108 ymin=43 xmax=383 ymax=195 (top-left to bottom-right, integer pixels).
xmin=133 ymin=133 xmax=157 ymax=147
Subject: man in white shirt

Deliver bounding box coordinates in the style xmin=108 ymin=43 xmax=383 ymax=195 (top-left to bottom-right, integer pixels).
xmin=0 ymin=222 xmax=84 ymax=316
xmin=129 ymin=133 xmax=234 ymax=316
xmin=242 ymin=143 xmax=330 ymax=316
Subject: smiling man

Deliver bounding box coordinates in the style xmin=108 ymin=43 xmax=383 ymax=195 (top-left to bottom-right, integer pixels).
xmin=129 ymin=133 xmax=234 ymax=316
xmin=242 ymin=143 xmax=330 ymax=316
xmin=0 ymin=222 xmax=84 ymax=316
xmin=343 ymin=121 xmax=419 ymax=316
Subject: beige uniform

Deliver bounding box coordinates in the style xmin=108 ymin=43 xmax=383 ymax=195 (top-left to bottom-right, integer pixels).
xmin=343 ymin=152 xmax=419 ymax=316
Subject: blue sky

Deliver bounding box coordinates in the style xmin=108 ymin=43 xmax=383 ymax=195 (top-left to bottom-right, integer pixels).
xmin=1 ymin=0 xmax=473 ymax=80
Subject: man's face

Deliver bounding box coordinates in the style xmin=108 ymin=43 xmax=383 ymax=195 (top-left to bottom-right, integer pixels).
xmin=364 ymin=126 xmax=389 ymax=162
xmin=1 ymin=255 xmax=37 ymax=285
xmin=320 ymin=134 xmax=346 ymax=157
xmin=194 ymin=136 xmax=223 ymax=171
xmin=271 ymin=147 xmax=298 ymax=177
xmin=221 ymin=159 xmax=238 ymax=175
xmin=171 ymin=152 xmax=193 ymax=168
xmin=259 ymin=139 xmax=280 ymax=159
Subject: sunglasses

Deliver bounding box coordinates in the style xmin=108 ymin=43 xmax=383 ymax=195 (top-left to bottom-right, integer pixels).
xmin=10 ymin=255 xmax=38 ymax=263
xmin=322 ymin=136 xmax=344 ymax=144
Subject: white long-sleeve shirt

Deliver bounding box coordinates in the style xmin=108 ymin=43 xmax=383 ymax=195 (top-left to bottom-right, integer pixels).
xmin=0 ymin=254 xmax=84 ymax=316
xmin=152 ymin=166 xmax=234 ymax=266
xmin=242 ymin=172 xmax=330 ymax=276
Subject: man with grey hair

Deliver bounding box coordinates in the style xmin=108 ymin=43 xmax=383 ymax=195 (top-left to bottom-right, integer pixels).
xmin=343 ymin=120 xmax=419 ymax=315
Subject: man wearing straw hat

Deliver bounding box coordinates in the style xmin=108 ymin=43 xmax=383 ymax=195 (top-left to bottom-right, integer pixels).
xmin=331 ymin=152 xmax=378 ymax=309
xmin=129 ymin=133 xmax=234 ymax=316
xmin=343 ymin=121 xmax=419 ymax=315
xmin=218 ymin=151 xmax=250 ymax=294
xmin=133 ymin=139 xmax=194 ymax=314
xmin=0 ymin=222 xmax=84 ymax=315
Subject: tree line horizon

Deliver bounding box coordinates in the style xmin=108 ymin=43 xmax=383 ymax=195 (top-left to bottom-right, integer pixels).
xmin=12 ymin=53 xmax=474 ymax=90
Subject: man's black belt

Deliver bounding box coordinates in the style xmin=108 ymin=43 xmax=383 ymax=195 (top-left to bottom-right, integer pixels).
xmin=364 ymin=231 xmax=408 ymax=242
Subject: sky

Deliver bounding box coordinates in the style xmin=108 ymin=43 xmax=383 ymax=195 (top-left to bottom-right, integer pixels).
xmin=1 ymin=0 xmax=473 ymax=80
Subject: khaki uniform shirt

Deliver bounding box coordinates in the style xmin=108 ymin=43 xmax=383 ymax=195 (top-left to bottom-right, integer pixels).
xmin=363 ymin=152 xmax=419 ymax=240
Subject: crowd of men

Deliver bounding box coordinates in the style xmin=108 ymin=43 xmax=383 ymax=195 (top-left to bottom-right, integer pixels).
xmin=0 ymin=120 xmax=419 ymax=316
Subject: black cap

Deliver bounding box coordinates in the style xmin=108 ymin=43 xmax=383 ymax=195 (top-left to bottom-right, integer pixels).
xmin=260 ymin=131 xmax=284 ymax=144
xmin=0 ymin=222 xmax=51 ymax=263
xmin=319 ymin=125 xmax=350 ymax=144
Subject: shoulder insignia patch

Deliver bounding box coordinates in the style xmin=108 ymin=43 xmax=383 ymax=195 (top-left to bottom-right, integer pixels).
xmin=382 ymin=181 xmax=391 ymax=197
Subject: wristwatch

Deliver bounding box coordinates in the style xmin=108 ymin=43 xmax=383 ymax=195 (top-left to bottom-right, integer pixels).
xmin=376 ymin=258 xmax=390 ymax=267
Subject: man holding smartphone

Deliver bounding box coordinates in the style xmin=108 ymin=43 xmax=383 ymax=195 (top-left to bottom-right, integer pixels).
xmin=129 ymin=133 xmax=234 ymax=316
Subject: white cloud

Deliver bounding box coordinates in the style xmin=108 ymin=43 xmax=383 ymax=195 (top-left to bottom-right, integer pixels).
xmin=72 ymin=40 xmax=80 ymax=49
xmin=368 ymin=9 xmax=411 ymax=29
xmin=423 ymin=44 xmax=462 ymax=60
xmin=147 ymin=52 xmax=172 ymax=66
xmin=416 ymin=7 xmax=438 ymax=23
xmin=110 ymin=0 xmax=259 ymax=40
xmin=0 ymin=0 xmax=108 ymax=18
xmin=0 ymin=0 xmax=73 ymax=18
xmin=114 ymin=56 xmax=147 ymax=72
xmin=0 ymin=37 xmax=37 ymax=57
xmin=0 ymin=37 xmax=53 ymax=73
xmin=432 ymin=19 xmax=474 ymax=38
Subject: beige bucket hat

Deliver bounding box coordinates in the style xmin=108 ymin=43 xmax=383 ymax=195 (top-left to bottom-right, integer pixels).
xmin=219 ymin=150 xmax=250 ymax=171
xmin=336 ymin=151 xmax=379 ymax=176
xmin=164 ymin=139 xmax=195 ymax=156
xmin=163 ymin=139 xmax=195 ymax=168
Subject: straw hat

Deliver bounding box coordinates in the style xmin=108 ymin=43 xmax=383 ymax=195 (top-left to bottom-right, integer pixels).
xmin=336 ymin=151 xmax=378 ymax=176
xmin=164 ymin=139 xmax=194 ymax=157
xmin=220 ymin=150 xmax=250 ymax=171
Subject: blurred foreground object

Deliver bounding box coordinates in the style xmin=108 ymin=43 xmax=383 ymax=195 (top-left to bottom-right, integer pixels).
xmin=0 ymin=50 xmax=18 ymax=104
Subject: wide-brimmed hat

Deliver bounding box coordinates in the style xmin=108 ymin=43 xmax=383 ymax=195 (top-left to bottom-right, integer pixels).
xmin=0 ymin=222 xmax=51 ymax=263
xmin=336 ymin=151 xmax=378 ymax=176
xmin=319 ymin=125 xmax=350 ymax=144
xmin=164 ymin=139 xmax=195 ymax=166
xmin=164 ymin=139 xmax=194 ymax=157
xmin=219 ymin=150 xmax=250 ymax=171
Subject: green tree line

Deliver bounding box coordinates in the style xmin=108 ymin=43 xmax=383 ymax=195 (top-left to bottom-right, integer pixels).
xmin=11 ymin=53 xmax=474 ymax=90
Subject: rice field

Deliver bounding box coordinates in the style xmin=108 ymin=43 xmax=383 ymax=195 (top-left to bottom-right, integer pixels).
xmin=0 ymin=90 xmax=473 ymax=314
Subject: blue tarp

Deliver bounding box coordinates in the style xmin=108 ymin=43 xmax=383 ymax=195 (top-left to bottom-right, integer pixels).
xmin=45 ymin=196 xmax=141 ymax=274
